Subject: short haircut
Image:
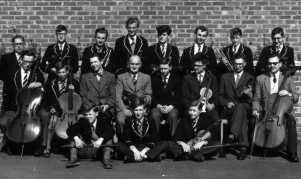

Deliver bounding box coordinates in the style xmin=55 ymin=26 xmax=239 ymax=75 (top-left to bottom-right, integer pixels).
xmin=267 ymin=53 xmax=280 ymax=62
xmin=192 ymin=54 xmax=209 ymax=65
xmin=159 ymin=58 xmax=172 ymax=66
xmin=95 ymin=27 xmax=109 ymax=39
xmin=126 ymin=17 xmax=140 ymax=28
xmin=54 ymin=61 xmax=71 ymax=71
xmin=128 ymin=55 xmax=142 ymax=64
xmin=156 ymin=25 xmax=172 ymax=36
xmin=233 ymin=54 xmax=246 ymax=62
xmin=56 ymin=24 xmax=68 ymax=33
xmin=194 ymin=26 xmax=208 ymax=35
xmin=271 ymin=27 xmax=284 ymax=38
xmin=131 ymin=96 xmax=146 ymax=110
xmin=21 ymin=50 xmax=36 ymax=60
xmin=11 ymin=35 xmax=25 ymax=44
xmin=89 ymin=55 xmax=101 ymax=62
xmin=189 ymin=99 xmax=202 ymax=110
xmin=230 ymin=27 xmax=242 ymax=38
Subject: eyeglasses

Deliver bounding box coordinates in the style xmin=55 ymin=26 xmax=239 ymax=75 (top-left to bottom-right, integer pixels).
xmin=268 ymin=62 xmax=279 ymax=65
xmin=14 ymin=43 xmax=24 ymax=46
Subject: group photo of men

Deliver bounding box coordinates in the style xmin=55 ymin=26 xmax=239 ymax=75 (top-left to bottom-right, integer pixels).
xmin=0 ymin=16 xmax=299 ymax=172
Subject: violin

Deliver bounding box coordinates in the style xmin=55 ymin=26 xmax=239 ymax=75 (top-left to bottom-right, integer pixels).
xmin=198 ymin=77 xmax=213 ymax=113
xmin=55 ymin=77 xmax=82 ymax=139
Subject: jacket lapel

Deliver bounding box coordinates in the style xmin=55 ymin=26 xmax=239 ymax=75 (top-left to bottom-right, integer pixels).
xmin=125 ymin=72 xmax=136 ymax=92
xmin=14 ymin=69 xmax=22 ymax=90
xmin=134 ymin=36 xmax=143 ymax=54
xmin=264 ymin=75 xmax=271 ymax=94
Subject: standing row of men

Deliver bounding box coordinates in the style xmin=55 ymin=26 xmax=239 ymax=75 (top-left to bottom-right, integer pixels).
xmin=0 ymin=17 xmax=298 ymax=170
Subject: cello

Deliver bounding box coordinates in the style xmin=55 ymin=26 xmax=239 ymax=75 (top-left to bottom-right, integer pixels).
xmin=54 ymin=75 xmax=82 ymax=140
xmin=253 ymin=70 xmax=295 ymax=149
xmin=6 ymin=49 xmax=43 ymax=147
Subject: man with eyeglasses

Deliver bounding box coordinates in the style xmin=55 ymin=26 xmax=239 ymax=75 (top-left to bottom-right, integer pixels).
xmin=116 ymin=55 xmax=152 ymax=137
xmin=41 ymin=25 xmax=79 ymax=82
xmin=219 ymin=56 xmax=254 ymax=160
xmin=253 ymin=54 xmax=299 ymax=163
xmin=179 ymin=26 xmax=217 ymax=76
xmin=255 ymin=27 xmax=295 ymax=76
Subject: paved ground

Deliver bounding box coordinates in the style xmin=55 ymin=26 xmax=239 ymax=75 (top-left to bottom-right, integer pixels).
xmin=0 ymin=146 xmax=300 ymax=179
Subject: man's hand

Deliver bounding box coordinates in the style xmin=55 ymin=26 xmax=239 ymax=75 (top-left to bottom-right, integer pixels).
xmin=227 ymin=102 xmax=235 ymax=109
xmin=140 ymin=147 xmax=150 ymax=159
xmin=124 ymin=109 xmax=132 ymax=116
xmin=279 ymin=90 xmax=292 ymax=97
xmin=100 ymin=104 xmax=109 ymax=113
xmin=206 ymin=103 xmax=215 ymax=111
xmin=177 ymin=141 xmax=191 ymax=153
xmin=193 ymin=140 xmax=208 ymax=150
xmin=28 ymin=82 xmax=42 ymax=88
xmin=92 ymin=138 xmax=104 ymax=148
xmin=252 ymin=110 xmax=260 ymax=119
xmin=74 ymin=136 xmax=85 ymax=148
xmin=165 ymin=105 xmax=174 ymax=113
xmin=130 ymin=145 xmax=142 ymax=161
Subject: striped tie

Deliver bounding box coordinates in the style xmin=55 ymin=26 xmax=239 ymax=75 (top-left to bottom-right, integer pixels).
xmin=23 ymin=72 xmax=29 ymax=87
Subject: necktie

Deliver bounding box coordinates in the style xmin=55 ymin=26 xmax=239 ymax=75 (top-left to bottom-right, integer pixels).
xmin=198 ymin=45 xmax=202 ymax=53
xmin=132 ymin=74 xmax=137 ymax=85
xmin=235 ymin=73 xmax=241 ymax=87
xmin=137 ymin=120 xmax=143 ymax=136
xmin=23 ymin=72 xmax=29 ymax=87
xmin=130 ymin=37 xmax=135 ymax=53
xmin=161 ymin=44 xmax=166 ymax=57
xmin=163 ymin=76 xmax=168 ymax=88
xmin=192 ymin=118 xmax=198 ymax=133
xmin=233 ymin=45 xmax=237 ymax=54
xmin=273 ymin=74 xmax=277 ymax=83
xmin=91 ymin=125 xmax=98 ymax=140
xmin=58 ymin=81 xmax=66 ymax=94
xmin=198 ymin=74 xmax=203 ymax=83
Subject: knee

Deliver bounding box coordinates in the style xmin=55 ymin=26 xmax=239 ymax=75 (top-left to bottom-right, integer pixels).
xmin=168 ymin=109 xmax=179 ymax=121
xmin=151 ymin=108 xmax=161 ymax=122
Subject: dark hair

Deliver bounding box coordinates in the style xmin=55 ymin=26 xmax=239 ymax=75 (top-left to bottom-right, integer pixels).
xmin=233 ymin=54 xmax=246 ymax=62
xmin=56 ymin=24 xmax=68 ymax=33
xmin=194 ymin=26 xmax=208 ymax=35
xmin=267 ymin=53 xmax=280 ymax=62
xmin=271 ymin=27 xmax=284 ymax=38
xmin=95 ymin=27 xmax=108 ymax=39
xmin=11 ymin=35 xmax=25 ymax=44
xmin=230 ymin=27 xmax=242 ymax=38
xmin=54 ymin=61 xmax=71 ymax=71
xmin=159 ymin=58 xmax=172 ymax=66
xmin=156 ymin=25 xmax=172 ymax=36
xmin=192 ymin=54 xmax=209 ymax=65
xmin=126 ymin=17 xmax=140 ymax=28
xmin=130 ymin=96 xmax=146 ymax=110
xmin=21 ymin=50 xmax=36 ymax=59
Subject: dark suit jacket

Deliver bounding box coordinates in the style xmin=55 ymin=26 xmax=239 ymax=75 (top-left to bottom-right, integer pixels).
xmin=116 ymin=72 xmax=152 ymax=111
xmin=81 ymin=44 xmax=115 ymax=74
xmin=179 ymin=45 xmax=217 ymax=75
xmin=219 ymin=44 xmax=254 ymax=75
xmin=144 ymin=43 xmax=180 ymax=74
xmin=151 ymin=72 xmax=182 ymax=108
xmin=67 ymin=116 xmax=114 ymax=144
xmin=80 ymin=71 xmax=116 ymax=110
xmin=41 ymin=43 xmax=79 ymax=80
xmin=252 ymin=72 xmax=298 ymax=113
xmin=255 ymin=45 xmax=294 ymax=76
xmin=123 ymin=116 xmax=158 ymax=148
xmin=182 ymin=71 xmax=219 ymax=109
xmin=41 ymin=77 xmax=80 ymax=115
xmin=173 ymin=115 xmax=219 ymax=143
xmin=219 ymin=71 xmax=254 ymax=106
xmin=114 ymin=35 xmax=148 ymax=74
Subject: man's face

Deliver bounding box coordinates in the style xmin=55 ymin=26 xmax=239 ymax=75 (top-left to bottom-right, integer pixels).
xmin=134 ymin=105 xmax=145 ymax=120
xmin=195 ymin=29 xmax=208 ymax=45
xmin=56 ymin=30 xmax=67 ymax=43
xmin=84 ymin=109 xmax=98 ymax=124
xmin=129 ymin=56 xmax=141 ymax=73
xmin=13 ymin=38 xmax=25 ymax=54
xmin=158 ymin=32 xmax=169 ymax=44
xmin=194 ymin=61 xmax=206 ymax=74
xmin=159 ymin=64 xmax=171 ymax=77
xmin=95 ymin=32 xmax=107 ymax=47
xmin=21 ymin=55 xmax=35 ymax=71
xmin=57 ymin=67 xmax=69 ymax=81
xmin=231 ymin=34 xmax=241 ymax=46
xmin=272 ymin=33 xmax=284 ymax=48
xmin=268 ymin=56 xmax=282 ymax=74
xmin=234 ymin=58 xmax=246 ymax=73
xmin=188 ymin=106 xmax=201 ymax=120
xmin=90 ymin=56 xmax=102 ymax=73
xmin=127 ymin=22 xmax=138 ymax=37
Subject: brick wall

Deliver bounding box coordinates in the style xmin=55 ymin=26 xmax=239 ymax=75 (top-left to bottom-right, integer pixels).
xmin=1 ymin=0 xmax=301 ymax=138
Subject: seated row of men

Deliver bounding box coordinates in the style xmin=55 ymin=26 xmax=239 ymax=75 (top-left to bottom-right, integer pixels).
xmin=0 ymin=47 xmax=299 ymax=170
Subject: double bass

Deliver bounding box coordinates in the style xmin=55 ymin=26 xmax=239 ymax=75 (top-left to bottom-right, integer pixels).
xmin=6 ymin=49 xmax=43 ymax=145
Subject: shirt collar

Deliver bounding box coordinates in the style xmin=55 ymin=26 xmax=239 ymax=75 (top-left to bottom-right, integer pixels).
xmin=128 ymin=35 xmax=137 ymax=43
xmin=270 ymin=71 xmax=280 ymax=79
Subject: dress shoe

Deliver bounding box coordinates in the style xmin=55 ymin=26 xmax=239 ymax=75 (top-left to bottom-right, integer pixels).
xmin=34 ymin=146 xmax=44 ymax=157
xmin=43 ymin=150 xmax=51 ymax=158
xmin=288 ymin=155 xmax=299 ymax=163
xmin=123 ymin=156 xmax=135 ymax=163
xmin=237 ymin=147 xmax=247 ymax=160
xmin=103 ymin=160 xmax=113 ymax=169
xmin=227 ymin=134 xmax=237 ymax=144
xmin=66 ymin=160 xmax=80 ymax=168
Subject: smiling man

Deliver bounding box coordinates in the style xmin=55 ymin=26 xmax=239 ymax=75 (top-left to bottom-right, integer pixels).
xmin=255 ymin=27 xmax=295 ymax=76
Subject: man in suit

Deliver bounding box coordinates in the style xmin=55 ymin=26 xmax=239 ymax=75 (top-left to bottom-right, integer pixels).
xmin=219 ymin=28 xmax=254 ymax=75
xmin=41 ymin=25 xmax=79 ymax=81
xmin=219 ymin=56 xmax=254 ymax=160
xmin=255 ymin=27 xmax=295 ymax=76
xmin=80 ymin=55 xmax=116 ymax=122
xmin=114 ymin=17 xmax=148 ymax=74
xmin=252 ymin=54 xmax=299 ymax=162
xmin=66 ymin=105 xmax=114 ymax=169
xmin=0 ymin=50 xmax=44 ymax=153
xmin=144 ymin=25 xmax=180 ymax=75
xmin=179 ymin=26 xmax=217 ymax=76
xmin=151 ymin=59 xmax=181 ymax=139
xmin=182 ymin=54 xmax=219 ymax=122
xmin=116 ymin=55 xmax=152 ymax=135
xmin=39 ymin=62 xmax=80 ymax=157
xmin=117 ymin=96 xmax=158 ymax=162
xmin=81 ymin=27 xmax=115 ymax=74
